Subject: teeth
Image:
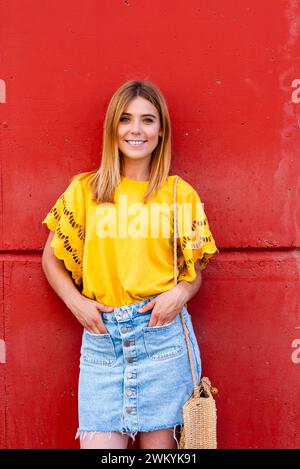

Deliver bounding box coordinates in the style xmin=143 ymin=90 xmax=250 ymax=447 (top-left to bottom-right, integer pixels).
xmin=127 ymin=140 xmax=146 ymax=145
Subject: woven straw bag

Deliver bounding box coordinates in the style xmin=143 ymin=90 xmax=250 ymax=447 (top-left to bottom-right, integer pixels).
xmin=173 ymin=176 xmax=218 ymax=449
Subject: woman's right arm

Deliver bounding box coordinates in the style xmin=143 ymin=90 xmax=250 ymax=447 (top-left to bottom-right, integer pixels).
xmin=41 ymin=231 xmax=113 ymax=333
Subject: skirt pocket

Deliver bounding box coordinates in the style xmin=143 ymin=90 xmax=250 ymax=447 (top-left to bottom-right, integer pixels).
xmin=143 ymin=317 xmax=186 ymax=361
xmin=81 ymin=329 xmax=117 ymax=366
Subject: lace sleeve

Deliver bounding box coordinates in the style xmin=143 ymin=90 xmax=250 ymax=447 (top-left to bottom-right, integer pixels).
xmin=42 ymin=176 xmax=85 ymax=287
xmin=176 ymin=179 xmax=219 ymax=283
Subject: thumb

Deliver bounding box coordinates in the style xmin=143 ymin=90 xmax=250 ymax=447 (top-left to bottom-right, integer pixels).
xmin=94 ymin=301 xmax=114 ymax=312
xmin=138 ymin=300 xmax=155 ymax=313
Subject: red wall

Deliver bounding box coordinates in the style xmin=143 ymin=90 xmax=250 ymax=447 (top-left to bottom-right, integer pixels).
xmin=1 ymin=0 xmax=299 ymax=449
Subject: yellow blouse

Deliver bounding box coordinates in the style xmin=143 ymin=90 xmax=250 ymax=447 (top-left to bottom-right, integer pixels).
xmin=42 ymin=172 xmax=219 ymax=307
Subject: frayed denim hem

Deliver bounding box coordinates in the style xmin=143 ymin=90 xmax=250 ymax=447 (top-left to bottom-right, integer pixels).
xmin=75 ymin=423 xmax=183 ymax=448
xmin=75 ymin=429 xmax=139 ymax=444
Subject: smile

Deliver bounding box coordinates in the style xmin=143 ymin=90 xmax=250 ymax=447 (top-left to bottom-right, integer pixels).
xmin=126 ymin=140 xmax=147 ymax=146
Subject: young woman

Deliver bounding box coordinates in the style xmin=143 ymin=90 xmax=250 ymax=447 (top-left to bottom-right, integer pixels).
xmin=41 ymin=79 xmax=219 ymax=449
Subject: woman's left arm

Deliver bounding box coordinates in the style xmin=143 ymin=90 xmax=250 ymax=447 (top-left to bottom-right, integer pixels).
xmin=137 ymin=260 xmax=202 ymax=326
xmin=174 ymin=260 xmax=202 ymax=304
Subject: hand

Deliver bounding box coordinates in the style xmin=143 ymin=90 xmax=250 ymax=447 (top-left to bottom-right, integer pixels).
xmin=66 ymin=294 xmax=114 ymax=334
xmin=137 ymin=286 xmax=187 ymax=327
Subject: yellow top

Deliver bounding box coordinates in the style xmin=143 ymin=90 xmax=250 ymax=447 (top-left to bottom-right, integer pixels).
xmin=42 ymin=172 xmax=219 ymax=307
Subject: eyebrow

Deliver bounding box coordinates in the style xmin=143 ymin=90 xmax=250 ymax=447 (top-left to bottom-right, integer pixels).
xmin=121 ymin=112 xmax=157 ymax=119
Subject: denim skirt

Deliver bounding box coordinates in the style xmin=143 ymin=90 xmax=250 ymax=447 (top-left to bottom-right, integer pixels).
xmin=75 ymin=294 xmax=201 ymax=446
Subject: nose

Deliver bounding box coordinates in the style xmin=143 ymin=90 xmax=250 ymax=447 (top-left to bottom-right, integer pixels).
xmin=130 ymin=119 xmax=142 ymax=134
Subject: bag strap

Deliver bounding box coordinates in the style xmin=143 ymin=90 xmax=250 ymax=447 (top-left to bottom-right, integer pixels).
xmin=173 ymin=176 xmax=200 ymax=398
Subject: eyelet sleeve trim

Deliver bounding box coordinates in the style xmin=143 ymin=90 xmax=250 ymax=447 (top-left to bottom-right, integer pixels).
xmin=42 ymin=177 xmax=85 ymax=287
xmin=175 ymin=179 xmax=219 ymax=282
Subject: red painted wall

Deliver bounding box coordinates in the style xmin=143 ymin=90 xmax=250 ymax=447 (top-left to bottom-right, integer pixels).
xmin=1 ymin=0 xmax=299 ymax=449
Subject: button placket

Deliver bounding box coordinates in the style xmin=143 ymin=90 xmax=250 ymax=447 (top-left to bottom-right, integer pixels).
xmin=117 ymin=309 xmax=138 ymax=430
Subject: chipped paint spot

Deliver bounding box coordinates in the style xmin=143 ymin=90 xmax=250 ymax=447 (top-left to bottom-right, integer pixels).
xmin=283 ymin=0 xmax=300 ymax=58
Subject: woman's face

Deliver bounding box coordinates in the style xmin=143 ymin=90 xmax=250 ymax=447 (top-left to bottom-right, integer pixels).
xmin=117 ymin=96 xmax=163 ymax=163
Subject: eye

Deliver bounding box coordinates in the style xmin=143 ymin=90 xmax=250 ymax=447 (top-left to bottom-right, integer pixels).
xmin=144 ymin=118 xmax=154 ymax=123
xmin=120 ymin=117 xmax=129 ymax=122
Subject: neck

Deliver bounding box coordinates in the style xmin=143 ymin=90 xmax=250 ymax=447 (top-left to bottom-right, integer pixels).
xmin=121 ymin=159 xmax=151 ymax=181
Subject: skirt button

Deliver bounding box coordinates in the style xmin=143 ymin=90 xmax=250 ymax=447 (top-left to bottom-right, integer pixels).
xmin=127 ymin=357 xmax=137 ymax=363
xmin=126 ymin=407 xmax=136 ymax=414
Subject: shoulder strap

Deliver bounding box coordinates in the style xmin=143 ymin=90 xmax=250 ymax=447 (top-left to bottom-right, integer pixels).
xmin=173 ymin=176 xmax=200 ymax=396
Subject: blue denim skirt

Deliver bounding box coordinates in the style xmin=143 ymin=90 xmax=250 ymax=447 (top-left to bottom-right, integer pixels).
xmin=75 ymin=295 xmax=201 ymax=446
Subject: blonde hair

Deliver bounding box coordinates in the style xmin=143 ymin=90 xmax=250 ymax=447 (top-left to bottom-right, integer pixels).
xmin=73 ymin=79 xmax=172 ymax=204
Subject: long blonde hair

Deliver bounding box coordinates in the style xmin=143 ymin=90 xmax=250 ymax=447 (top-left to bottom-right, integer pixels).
xmin=73 ymin=79 xmax=172 ymax=204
